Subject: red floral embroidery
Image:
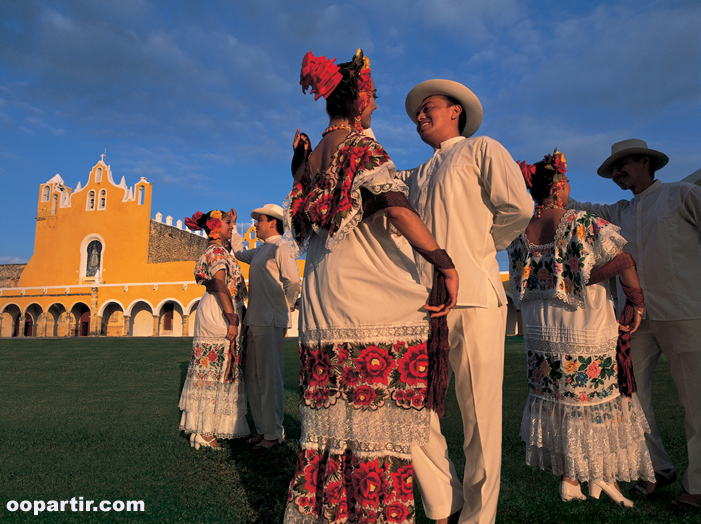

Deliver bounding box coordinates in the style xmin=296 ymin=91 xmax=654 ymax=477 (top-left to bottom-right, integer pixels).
xmin=397 ymin=343 xmax=428 ymax=386
xmin=352 ymin=459 xmax=388 ymax=508
xmin=307 ymin=348 xmax=334 ymax=386
xmin=349 ymin=385 xmax=377 ymax=407
xmin=299 ymin=51 xmax=342 ymax=101
xmin=390 ymin=464 xmax=414 ymax=502
xmin=355 ymin=345 xmax=396 ymax=385
xmin=384 ymin=501 xmax=410 ymax=522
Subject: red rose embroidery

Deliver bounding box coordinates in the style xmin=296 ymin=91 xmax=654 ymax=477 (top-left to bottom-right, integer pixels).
xmin=397 ymin=343 xmax=428 ymax=386
xmin=207 ymin=349 xmax=218 ymax=363
xmin=384 ymin=501 xmax=410 ymax=522
xmin=334 ymin=500 xmax=348 ymax=521
xmin=341 ymin=366 xmax=360 ymax=387
xmin=390 ymin=464 xmax=414 ymax=502
xmin=355 ymin=345 xmax=396 ymax=385
xmin=303 ymin=452 xmax=325 ymax=492
xmin=568 ymin=256 xmax=580 ymax=274
xmin=308 ymin=193 xmax=335 ymax=225
xmin=307 ymin=349 xmax=334 ymax=386
xmin=337 ymin=346 xmax=350 ymax=364
xmin=325 ymin=480 xmax=342 ymax=504
xmin=352 ymin=459 xmax=387 ymax=508
xmin=350 ymin=385 xmax=376 ymax=407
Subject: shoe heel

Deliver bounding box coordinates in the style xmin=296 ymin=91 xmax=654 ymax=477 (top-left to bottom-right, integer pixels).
xmin=589 ymin=483 xmax=602 ymax=499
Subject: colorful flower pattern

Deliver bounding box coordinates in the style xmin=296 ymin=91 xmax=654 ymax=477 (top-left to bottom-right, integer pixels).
xmin=288 ymin=449 xmax=415 ymax=524
xmin=289 ymin=134 xmax=392 ymax=247
xmin=527 ymin=349 xmax=618 ymax=404
xmin=194 ymin=244 xmax=247 ymax=307
xmin=508 ymin=211 xmax=614 ymax=305
xmin=300 ymin=340 xmax=428 ymax=411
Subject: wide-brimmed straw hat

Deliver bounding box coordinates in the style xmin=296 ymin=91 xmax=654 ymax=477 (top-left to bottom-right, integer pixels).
xmin=598 ymin=139 xmax=669 ymax=178
xmin=405 ymin=79 xmax=483 ymax=138
xmin=251 ymin=203 xmax=284 ymax=221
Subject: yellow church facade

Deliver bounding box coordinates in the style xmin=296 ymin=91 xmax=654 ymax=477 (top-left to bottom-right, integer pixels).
xmin=0 ymin=157 xmax=303 ymax=339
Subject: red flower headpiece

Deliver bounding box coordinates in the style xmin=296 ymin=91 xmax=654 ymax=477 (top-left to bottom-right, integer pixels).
xmin=516 ymin=160 xmax=535 ymax=188
xmin=185 ymin=210 xmax=224 ymax=240
xmin=300 ymin=52 xmax=343 ymax=101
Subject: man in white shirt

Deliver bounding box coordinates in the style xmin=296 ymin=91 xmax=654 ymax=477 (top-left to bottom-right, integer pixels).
xmin=231 ymin=203 xmax=301 ymax=449
xmin=399 ymin=80 xmax=533 ymax=524
xmin=569 ymin=139 xmax=701 ymax=510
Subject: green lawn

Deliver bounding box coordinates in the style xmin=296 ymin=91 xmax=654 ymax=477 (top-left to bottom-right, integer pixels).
xmin=0 ymin=336 xmax=692 ymax=523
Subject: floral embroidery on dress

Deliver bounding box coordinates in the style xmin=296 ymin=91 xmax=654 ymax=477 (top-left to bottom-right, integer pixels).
xmin=508 ymin=210 xmax=622 ymax=308
xmin=287 ymin=449 xmax=414 ymax=524
xmin=300 ymin=340 xmax=428 ymax=412
xmin=288 ymin=134 xmax=392 ymax=247
xmin=527 ymin=349 xmax=618 ymax=404
xmin=194 ymin=244 xmax=248 ymax=306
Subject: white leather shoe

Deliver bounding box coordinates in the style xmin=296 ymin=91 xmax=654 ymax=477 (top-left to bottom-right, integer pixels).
xmin=589 ymin=480 xmax=634 ymax=508
xmin=559 ymin=481 xmax=586 ymax=502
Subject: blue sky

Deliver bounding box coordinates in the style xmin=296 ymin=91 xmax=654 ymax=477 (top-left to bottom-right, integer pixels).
xmin=1 ymin=0 xmax=699 ymax=268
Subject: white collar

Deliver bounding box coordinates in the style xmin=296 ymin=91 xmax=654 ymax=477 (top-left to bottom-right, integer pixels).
xmin=435 ymin=135 xmax=465 ymax=152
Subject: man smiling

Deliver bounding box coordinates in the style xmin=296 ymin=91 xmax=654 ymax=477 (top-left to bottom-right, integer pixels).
xmin=399 ymin=80 xmax=532 ymax=524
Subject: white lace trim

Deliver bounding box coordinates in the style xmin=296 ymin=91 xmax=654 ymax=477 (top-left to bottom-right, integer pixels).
xmin=178 ymin=376 xmax=250 ymax=439
xmin=525 ymin=336 xmax=617 ymax=356
xmin=297 ymin=401 xmax=430 ymax=455
xmin=513 ymin=210 xmax=626 ymax=308
xmin=521 ymin=393 xmax=654 ymax=483
xmin=299 ymin=321 xmax=429 ymax=346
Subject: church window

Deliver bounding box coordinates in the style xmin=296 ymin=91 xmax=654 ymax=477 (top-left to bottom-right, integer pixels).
xmin=86 ymin=240 xmax=102 ymax=277
xmin=42 ymin=185 xmax=50 ymax=202
xmin=95 ymin=167 xmax=102 ymax=183
xmin=87 ymin=190 xmax=95 ymax=211
xmin=52 ymin=194 xmax=58 ymax=215
xmin=137 ymin=186 xmax=144 ymax=205
xmin=98 ymin=189 xmax=107 ymax=210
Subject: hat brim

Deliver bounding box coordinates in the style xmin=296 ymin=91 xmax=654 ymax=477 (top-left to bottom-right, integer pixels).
xmin=405 ymin=79 xmax=483 ymax=138
xmin=597 ymin=148 xmax=669 ymax=178
xmin=251 ymin=207 xmax=284 ymax=221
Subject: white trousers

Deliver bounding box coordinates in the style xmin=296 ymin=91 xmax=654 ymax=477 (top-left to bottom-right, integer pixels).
xmin=244 ymin=324 xmax=286 ymax=441
xmin=631 ymin=318 xmax=701 ymax=494
xmin=413 ymin=294 xmax=506 ymax=524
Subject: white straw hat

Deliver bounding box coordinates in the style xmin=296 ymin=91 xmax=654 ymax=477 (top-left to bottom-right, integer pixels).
xmin=598 ymin=139 xmax=668 ymax=178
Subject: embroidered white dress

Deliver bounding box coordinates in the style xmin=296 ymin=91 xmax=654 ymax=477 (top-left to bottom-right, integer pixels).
xmin=178 ymin=244 xmax=250 ymax=440
xmin=507 ymin=210 xmax=654 ymax=482
xmin=283 ymin=134 xmax=432 ymax=524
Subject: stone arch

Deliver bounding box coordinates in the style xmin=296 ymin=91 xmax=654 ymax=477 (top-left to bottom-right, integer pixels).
xmin=23 ymin=303 xmax=44 ymax=337
xmin=68 ymin=301 xmax=91 ymax=337
xmin=1 ymin=303 xmax=22 ymax=337
xmin=47 ymin=303 xmax=68 ymax=337
xmin=100 ymin=301 xmax=125 ymax=336
xmin=127 ymin=300 xmax=155 ymax=337
xmin=156 ymin=298 xmax=185 ymax=336
xmin=185 ymin=298 xmax=201 ymax=336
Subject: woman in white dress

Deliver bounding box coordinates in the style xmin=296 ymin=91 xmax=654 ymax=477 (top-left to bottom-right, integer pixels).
xmin=283 ymin=50 xmax=459 ymax=524
xmin=179 ymin=209 xmax=250 ymax=449
xmin=507 ymin=151 xmax=654 ymax=507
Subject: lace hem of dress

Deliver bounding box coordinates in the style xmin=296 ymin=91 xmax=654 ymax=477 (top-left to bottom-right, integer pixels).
xmin=525 ymin=336 xmax=617 ymax=356
xmin=178 ymin=377 xmax=250 ymax=439
xmin=298 ymin=402 xmax=430 ymax=453
xmin=299 ymin=322 xmax=430 ymax=346
xmin=521 ymin=393 xmax=654 ymax=483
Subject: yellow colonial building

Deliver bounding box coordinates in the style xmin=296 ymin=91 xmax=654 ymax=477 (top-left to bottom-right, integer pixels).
xmin=0 ymin=156 xmax=303 ymax=338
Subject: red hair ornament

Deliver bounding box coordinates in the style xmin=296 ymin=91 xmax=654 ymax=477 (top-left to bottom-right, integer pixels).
xmin=300 ymin=52 xmax=342 ymax=101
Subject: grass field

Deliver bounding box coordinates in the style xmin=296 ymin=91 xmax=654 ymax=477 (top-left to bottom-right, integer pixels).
xmin=0 ymin=336 xmax=693 ymax=523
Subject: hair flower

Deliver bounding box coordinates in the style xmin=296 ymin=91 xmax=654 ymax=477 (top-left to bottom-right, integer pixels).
xmin=185 ymin=211 xmax=204 ymax=231
xmin=205 ymin=217 xmax=221 ymax=234
xmin=210 ymin=210 xmax=222 ymax=220
xmin=300 ymin=51 xmax=343 ymax=101
xmin=517 ymin=160 xmax=535 ymax=188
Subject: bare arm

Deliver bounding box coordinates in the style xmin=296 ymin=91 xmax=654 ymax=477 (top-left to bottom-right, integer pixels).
xmin=384 ymin=206 xmax=458 ymax=317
